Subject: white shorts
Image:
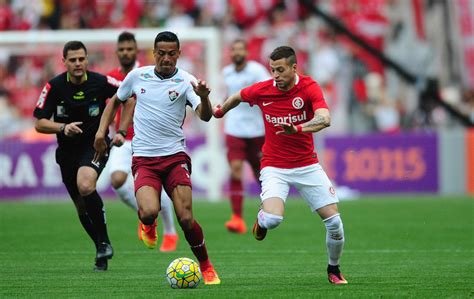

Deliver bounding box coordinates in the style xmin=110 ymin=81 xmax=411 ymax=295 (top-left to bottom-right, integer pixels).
xmin=259 ymin=163 xmax=339 ymax=212
xmin=108 ymin=141 xmax=133 ymax=174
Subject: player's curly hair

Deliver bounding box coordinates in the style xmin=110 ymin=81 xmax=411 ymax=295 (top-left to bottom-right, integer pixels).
xmin=154 ymin=31 xmax=180 ymax=49
xmin=269 ymin=46 xmax=297 ymax=65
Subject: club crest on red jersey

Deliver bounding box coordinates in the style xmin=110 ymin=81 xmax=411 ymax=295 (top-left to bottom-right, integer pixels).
xmin=292 ymin=97 xmax=304 ymax=109
xmin=169 ymin=90 xmax=179 ymax=101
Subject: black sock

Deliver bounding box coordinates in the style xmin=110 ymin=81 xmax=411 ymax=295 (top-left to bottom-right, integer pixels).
xmin=327 ymin=264 xmax=340 ymax=274
xmin=83 ymin=191 xmax=110 ymax=244
xmin=78 ymin=213 xmax=98 ymax=249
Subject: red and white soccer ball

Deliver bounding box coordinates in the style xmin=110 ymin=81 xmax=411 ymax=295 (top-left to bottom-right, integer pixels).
xmin=166 ymin=257 xmax=202 ymax=289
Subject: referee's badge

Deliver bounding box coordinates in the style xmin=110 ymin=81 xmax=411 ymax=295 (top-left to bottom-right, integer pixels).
xmin=89 ymin=104 xmax=100 ymax=117
xmin=169 ymin=90 xmax=179 ymax=102
xmin=57 ymin=105 xmax=68 ymax=117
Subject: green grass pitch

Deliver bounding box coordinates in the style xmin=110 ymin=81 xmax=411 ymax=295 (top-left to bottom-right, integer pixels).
xmin=0 ymin=195 xmax=473 ymax=298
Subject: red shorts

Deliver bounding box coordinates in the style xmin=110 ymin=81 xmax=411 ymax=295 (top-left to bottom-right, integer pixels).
xmin=226 ymin=134 xmax=264 ymax=167
xmin=131 ymin=152 xmax=192 ymax=196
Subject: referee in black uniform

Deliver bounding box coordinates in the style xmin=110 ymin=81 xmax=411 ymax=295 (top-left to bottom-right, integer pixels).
xmin=34 ymin=41 xmax=118 ymax=271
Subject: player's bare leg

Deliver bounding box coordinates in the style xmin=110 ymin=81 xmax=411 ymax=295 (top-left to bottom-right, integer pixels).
xmin=136 ymin=186 xmax=160 ymax=249
xmin=252 ymin=197 xmax=284 ymax=241
xmin=172 ymin=185 xmax=220 ymax=285
xmin=318 ymin=203 xmax=347 ymax=285
xmin=159 ymin=191 xmax=178 ymax=252
xmin=225 ymin=159 xmax=247 ymax=234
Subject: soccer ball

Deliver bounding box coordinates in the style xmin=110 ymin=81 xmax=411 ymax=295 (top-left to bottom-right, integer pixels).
xmin=166 ymin=257 xmax=202 ymax=289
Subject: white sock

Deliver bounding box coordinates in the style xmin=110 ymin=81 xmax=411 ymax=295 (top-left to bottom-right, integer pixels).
xmin=257 ymin=210 xmax=283 ymax=229
xmin=160 ymin=191 xmax=177 ymax=235
xmin=323 ymin=213 xmax=345 ymax=266
xmin=114 ymin=174 xmax=138 ymax=211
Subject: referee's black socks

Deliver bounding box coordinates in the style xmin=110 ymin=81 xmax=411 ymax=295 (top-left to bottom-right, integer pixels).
xmin=83 ymin=191 xmax=111 ymax=245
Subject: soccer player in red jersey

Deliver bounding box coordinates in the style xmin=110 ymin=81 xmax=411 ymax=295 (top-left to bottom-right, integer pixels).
xmin=106 ymin=31 xmax=178 ymax=252
xmin=213 ymin=46 xmax=348 ymax=285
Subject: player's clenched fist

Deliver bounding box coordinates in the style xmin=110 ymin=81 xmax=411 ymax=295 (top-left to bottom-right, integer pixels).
xmin=93 ymin=134 xmax=108 ymax=163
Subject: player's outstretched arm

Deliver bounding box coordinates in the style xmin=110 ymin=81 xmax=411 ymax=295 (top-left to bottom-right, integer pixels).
xmin=275 ymin=108 xmax=331 ymax=135
xmin=192 ymin=79 xmax=213 ymax=122
xmin=213 ymin=91 xmax=242 ymax=118
xmin=93 ymin=94 xmax=122 ymax=162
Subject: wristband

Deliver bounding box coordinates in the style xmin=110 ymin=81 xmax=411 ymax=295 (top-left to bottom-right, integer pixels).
xmin=117 ymin=130 xmax=127 ymax=138
xmin=296 ymin=125 xmax=303 ymax=133
xmin=59 ymin=124 xmax=66 ymax=135
xmin=214 ymin=105 xmax=224 ymax=118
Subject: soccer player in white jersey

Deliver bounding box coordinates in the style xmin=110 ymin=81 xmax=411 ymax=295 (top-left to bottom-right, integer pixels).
xmin=106 ymin=31 xmax=178 ymax=252
xmin=221 ymin=39 xmax=270 ymax=234
xmin=94 ymin=31 xmax=220 ymax=285
xmin=213 ymin=46 xmax=348 ymax=285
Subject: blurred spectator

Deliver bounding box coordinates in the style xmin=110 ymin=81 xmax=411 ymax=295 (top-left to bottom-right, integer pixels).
xmin=0 ymin=0 xmax=13 ymax=30
xmin=365 ymin=72 xmax=401 ymax=133
xmin=164 ymin=2 xmax=194 ymax=29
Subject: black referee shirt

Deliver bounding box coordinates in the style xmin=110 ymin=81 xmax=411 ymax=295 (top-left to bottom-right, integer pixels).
xmin=34 ymin=71 xmax=118 ymax=149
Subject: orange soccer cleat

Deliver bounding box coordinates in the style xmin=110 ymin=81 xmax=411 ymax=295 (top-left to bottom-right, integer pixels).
xmin=139 ymin=220 xmax=158 ymax=249
xmin=159 ymin=234 xmax=179 ymax=252
xmin=225 ymin=214 xmax=247 ymax=234
xmin=201 ymin=264 xmax=221 ymax=285
xmin=137 ymin=221 xmax=142 ymax=240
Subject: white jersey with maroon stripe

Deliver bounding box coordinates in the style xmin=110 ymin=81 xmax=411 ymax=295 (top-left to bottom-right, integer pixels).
xmin=222 ymin=60 xmax=270 ymax=138
xmin=117 ymin=66 xmax=201 ymax=157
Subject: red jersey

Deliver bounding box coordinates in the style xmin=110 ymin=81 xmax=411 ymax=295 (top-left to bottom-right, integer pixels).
xmin=107 ymin=64 xmax=138 ymax=140
xmin=240 ymin=74 xmax=328 ymax=169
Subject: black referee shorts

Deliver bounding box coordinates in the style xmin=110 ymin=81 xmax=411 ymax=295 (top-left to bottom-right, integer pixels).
xmin=56 ymin=145 xmax=109 ymax=199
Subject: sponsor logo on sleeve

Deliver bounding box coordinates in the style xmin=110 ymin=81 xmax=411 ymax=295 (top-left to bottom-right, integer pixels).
xmin=107 ymin=75 xmax=121 ymax=87
xmin=36 ymin=83 xmax=51 ymax=109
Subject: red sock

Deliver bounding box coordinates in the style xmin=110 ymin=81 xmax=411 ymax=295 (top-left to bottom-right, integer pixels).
xmin=183 ymin=221 xmax=208 ymax=262
xmin=230 ymin=178 xmax=243 ymax=217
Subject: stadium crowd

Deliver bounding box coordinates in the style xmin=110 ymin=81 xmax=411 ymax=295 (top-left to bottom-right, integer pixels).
xmin=0 ymin=0 xmax=471 ymax=139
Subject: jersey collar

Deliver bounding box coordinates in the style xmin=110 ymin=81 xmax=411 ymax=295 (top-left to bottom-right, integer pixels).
xmin=154 ymin=68 xmax=178 ymax=80
xmin=273 ymin=73 xmax=300 ymax=87
xmin=66 ymin=72 xmax=88 ymax=83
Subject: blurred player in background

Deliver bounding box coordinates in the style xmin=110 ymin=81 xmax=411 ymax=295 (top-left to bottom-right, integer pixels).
xmin=213 ymin=46 xmax=348 ymax=284
xmin=221 ymin=39 xmax=270 ymax=234
xmin=33 ymin=41 xmax=118 ymax=271
xmin=106 ymin=31 xmax=178 ymax=252
xmin=94 ymin=31 xmax=220 ymax=284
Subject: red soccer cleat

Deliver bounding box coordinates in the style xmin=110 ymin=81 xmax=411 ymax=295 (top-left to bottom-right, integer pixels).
xmin=159 ymin=234 xmax=178 ymax=252
xmin=140 ymin=220 xmax=158 ymax=249
xmin=225 ymin=214 xmax=247 ymax=234
xmin=327 ymin=266 xmax=348 ymax=285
